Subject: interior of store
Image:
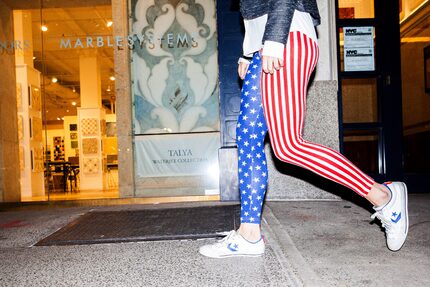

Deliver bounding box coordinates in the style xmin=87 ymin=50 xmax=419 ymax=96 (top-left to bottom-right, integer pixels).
xmin=10 ymin=0 xmax=119 ymax=201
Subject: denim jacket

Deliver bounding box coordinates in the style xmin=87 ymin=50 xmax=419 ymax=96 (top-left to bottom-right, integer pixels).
xmin=240 ymin=0 xmax=320 ymax=46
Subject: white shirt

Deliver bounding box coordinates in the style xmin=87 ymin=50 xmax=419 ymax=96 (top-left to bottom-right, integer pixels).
xmin=242 ymin=10 xmax=317 ymax=60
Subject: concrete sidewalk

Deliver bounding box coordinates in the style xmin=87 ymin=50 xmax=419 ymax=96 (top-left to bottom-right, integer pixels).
xmin=0 ymin=195 xmax=429 ymax=286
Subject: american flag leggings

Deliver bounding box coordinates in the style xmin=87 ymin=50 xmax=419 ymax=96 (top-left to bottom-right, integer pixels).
xmin=237 ymin=31 xmax=375 ymax=224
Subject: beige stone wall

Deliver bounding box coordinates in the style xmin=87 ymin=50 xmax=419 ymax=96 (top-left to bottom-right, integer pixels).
xmin=112 ymin=0 xmax=135 ymax=197
xmin=0 ymin=0 xmax=21 ymax=202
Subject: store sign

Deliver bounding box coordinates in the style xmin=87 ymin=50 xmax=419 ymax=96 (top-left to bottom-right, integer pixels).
xmin=135 ymin=133 xmax=220 ymax=177
xmin=344 ymin=26 xmax=375 ymax=71
xmin=130 ymin=0 xmax=220 ymax=134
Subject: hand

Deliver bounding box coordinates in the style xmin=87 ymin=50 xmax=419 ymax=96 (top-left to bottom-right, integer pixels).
xmin=262 ymin=56 xmax=284 ymax=74
xmin=238 ymin=61 xmax=249 ymax=80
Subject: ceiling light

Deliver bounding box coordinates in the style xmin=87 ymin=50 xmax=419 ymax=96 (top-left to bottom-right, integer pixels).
xmin=72 ymin=87 xmax=76 ymax=93
xmin=72 ymin=101 xmax=77 ymax=106
xmin=57 ymin=117 xmax=61 ymax=121
xmin=66 ymin=109 xmax=69 ymax=113
xmin=33 ymin=56 xmax=36 ymax=60
xmin=106 ymin=86 xmax=111 ymax=92
xmin=41 ymin=24 xmax=48 ymax=32
xmin=107 ymin=21 xmax=113 ymax=27
xmin=110 ymin=76 xmax=115 ymax=81
xmin=51 ymin=77 xmax=58 ymax=83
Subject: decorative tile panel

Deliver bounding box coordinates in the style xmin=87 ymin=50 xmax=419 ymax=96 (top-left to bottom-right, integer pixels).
xmin=82 ymin=138 xmax=98 ymax=154
xmin=83 ymin=157 xmax=99 ymax=174
xmin=32 ymin=117 xmax=43 ymax=142
xmin=81 ymin=118 xmax=98 ymax=136
xmin=18 ymin=116 xmax=23 ymax=141
xmin=33 ymin=146 xmax=44 ymax=172
xmin=16 ymin=83 xmax=22 ymax=110
xmin=19 ymin=146 xmax=24 ymax=170
xmin=31 ymin=86 xmax=41 ymax=111
xmin=100 ymin=119 xmax=106 ymax=135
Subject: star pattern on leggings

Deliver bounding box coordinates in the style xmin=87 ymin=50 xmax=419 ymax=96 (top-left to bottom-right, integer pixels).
xmin=237 ymin=54 xmax=268 ymax=224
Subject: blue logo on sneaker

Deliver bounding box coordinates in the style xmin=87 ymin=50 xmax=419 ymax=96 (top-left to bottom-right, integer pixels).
xmin=391 ymin=212 xmax=402 ymax=223
xmin=227 ymin=243 xmax=239 ymax=252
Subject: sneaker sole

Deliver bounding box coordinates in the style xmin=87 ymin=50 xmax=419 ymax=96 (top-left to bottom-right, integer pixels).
xmin=199 ymin=252 xmax=264 ymax=259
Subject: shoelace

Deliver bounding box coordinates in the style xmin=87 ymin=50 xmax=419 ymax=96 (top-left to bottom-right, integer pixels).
xmin=214 ymin=230 xmax=237 ymax=247
xmin=371 ymin=211 xmax=392 ymax=233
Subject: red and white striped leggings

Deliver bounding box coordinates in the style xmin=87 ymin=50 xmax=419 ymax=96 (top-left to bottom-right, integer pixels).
xmin=261 ymin=31 xmax=374 ymax=196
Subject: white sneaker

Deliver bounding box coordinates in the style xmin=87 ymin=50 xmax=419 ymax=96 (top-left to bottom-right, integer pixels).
xmin=199 ymin=230 xmax=265 ymax=258
xmin=371 ymin=182 xmax=409 ymax=251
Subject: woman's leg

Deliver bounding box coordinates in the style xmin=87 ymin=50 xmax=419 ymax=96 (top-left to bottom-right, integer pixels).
xmin=261 ymin=31 xmax=376 ymax=197
xmin=236 ymin=53 xmax=268 ymax=241
xmin=258 ymin=31 xmax=408 ymax=251
xmin=198 ymin=53 xmax=267 ymax=258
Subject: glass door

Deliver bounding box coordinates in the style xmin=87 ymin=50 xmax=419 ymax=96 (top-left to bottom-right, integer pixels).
xmin=336 ymin=1 xmax=404 ymax=185
xmin=400 ymin=1 xmax=430 ymax=192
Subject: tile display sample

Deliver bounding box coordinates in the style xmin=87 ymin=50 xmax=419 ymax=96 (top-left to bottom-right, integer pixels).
xmin=83 ymin=157 xmax=99 ymax=174
xmin=16 ymin=83 xmax=22 ymax=110
xmin=31 ymin=86 xmax=41 ymax=111
xmin=71 ymin=141 xmax=78 ymax=149
xmin=82 ymin=138 xmax=98 ymax=154
xmin=32 ymin=117 xmax=43 ymax=142
xmin=106 ymin=122 xmax=117 ymax=137
xmin=101 ymin=119 xmax=106 ymax=135
xmin=18 ymin=116 xmax=23 ymax=141
xmin=81 ymin=118 xmax=98 ymax=136
xmin=33 ymin=146 xmax=44 ymax=172
xmin=19 ymin=146 xmax=24 ymax=170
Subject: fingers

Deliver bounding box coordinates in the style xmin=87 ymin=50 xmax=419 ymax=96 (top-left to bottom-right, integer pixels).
xmin=238 ymin=62 xmax=249 ymax=80
xmin=262 ymin=56 xmax=283 ymax=74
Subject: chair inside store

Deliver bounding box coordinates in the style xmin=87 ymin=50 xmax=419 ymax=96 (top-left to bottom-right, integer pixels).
xmin=67 ymin=165 xmax=80 ymax=193
xmin=67 ymin=157 xmax=80 ymax=192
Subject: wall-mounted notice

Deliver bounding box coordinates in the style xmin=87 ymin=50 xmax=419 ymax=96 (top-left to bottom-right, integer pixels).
xmin=344 ymin=26 xmax=375 ymax=71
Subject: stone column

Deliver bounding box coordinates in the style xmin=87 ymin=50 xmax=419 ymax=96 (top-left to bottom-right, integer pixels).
xmin=0 ymin=1 xmax=20 ymax=202
xmin=112 ymin=0 xmax=135 ymax=198
xmin=77 ymin=54 xmax=107 ymax=190
xmin=14 ymin=10 xmax=45 ymax=200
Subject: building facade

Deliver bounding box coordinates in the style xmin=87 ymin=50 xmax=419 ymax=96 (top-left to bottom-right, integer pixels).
xmin=0 ymin=0 xmax=429 ymax=203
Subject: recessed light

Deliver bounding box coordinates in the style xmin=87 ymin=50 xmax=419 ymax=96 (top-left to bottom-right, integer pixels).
xmin=41 ymin=25 xmax=48 ymax=32
xmin=107 ymin=21 xmax=113 ymax=27
xmin=33 ymin=56 xmax=36 ymax=60
xmin=51 ymin=77 xmax=58 ymax=83
xmin=106 ymin=86 xmax=111 ymax=92
xmin=110 ymin=76 xmax=115 ymax=81
xmin=72 ymin=102 xmax=77 ymax=106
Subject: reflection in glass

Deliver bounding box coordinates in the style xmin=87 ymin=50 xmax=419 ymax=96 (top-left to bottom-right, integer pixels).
xmin=401 ymin=9 xmax=430 ymax=173
xmin=342 ymin=78 xmax=378 ymax=123
xmin=338 ymin=0 xmax=374 ymax=19
xmin=343 ymin=130 xmax=379 ymax=174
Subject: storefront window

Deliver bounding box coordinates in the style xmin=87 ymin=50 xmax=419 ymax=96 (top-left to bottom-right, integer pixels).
xmin=14 ymin=0 xmax=119 ymax=201
xmin=129 ymin=0 xmax=221 ymax=197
